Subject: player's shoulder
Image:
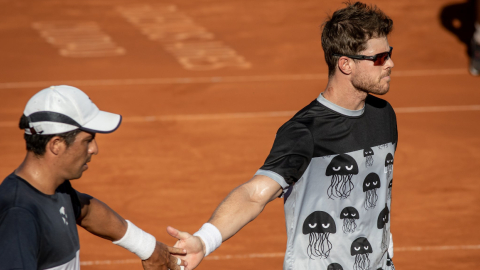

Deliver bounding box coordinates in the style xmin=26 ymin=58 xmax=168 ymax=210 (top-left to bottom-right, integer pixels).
xmin=0 ymin=173 xmax=22 ymax=206
xmin=278 ymin=100 xmax=322 ymax=129
xmin=0 ymin=174 xmax=42 ymax=217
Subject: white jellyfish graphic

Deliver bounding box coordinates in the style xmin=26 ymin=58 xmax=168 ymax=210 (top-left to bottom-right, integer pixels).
xmin=363 ymin=173 xmax=381 ymax=210
xmin=377 ymin=204 xmax=390 ymax=251
xmin=328 ymin=263 xmax=344 ymax=270
xmin=363 ymin=147 xmax=374 ymax=167
xmin=303 ymin=211 xmax=336 ymax=259
xmin=326 ymin=154 xmax=359 ymax=199
xmin=351 ymin=237 xmax=373 ymax=270
xmin=384 ymin=153 xmax=394 ymax=180
xmin=340 ymin=206 xmax=359 ymax=233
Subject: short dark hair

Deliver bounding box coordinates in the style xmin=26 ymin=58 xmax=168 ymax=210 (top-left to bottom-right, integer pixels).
xmin=19 ymin=114 xmax=80 ymax=156
xmin=321 ymin=2 xmax=393 ymax=77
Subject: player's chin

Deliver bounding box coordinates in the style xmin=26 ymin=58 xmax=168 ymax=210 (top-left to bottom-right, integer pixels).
xmin=368 ymin=88 xmax=388 ymax=96
xmin=372 ymin=83 xmax=390 ymax=95
xmin=70 ymin=171 xmax=85 ymax=180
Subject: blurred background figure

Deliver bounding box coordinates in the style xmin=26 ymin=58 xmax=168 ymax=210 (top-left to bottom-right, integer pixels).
xmin=440 ymin=0 xmax=480 ymax=76
xmin=470 ymin=0 xmax=480 ymax=75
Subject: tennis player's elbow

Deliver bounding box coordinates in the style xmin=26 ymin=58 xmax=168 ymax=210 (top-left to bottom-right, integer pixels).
xmin=242 ymin=184 xmax=274 ymax=208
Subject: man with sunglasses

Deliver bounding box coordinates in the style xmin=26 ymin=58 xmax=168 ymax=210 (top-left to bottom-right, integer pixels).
xmin=168 ymin=2 xmax=397 ymax=270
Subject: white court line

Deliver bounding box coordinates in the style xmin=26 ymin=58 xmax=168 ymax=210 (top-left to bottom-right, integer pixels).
xmin=124 ymin=110 xmax=296 ymax=122
xmin=0 ymin=105 xmax=479 ymax=128
xmin=394 ymin=105 xmax=480 ymax=113
xmin=122 ymin=105 xmax=480 ymax=122
xmin=79 ymin=244 xmax=480 ymax=266
xmin=395 ymin=244 xmax=480 ymax=252
xmin=0 ymin=68 xmax=467 ymax=89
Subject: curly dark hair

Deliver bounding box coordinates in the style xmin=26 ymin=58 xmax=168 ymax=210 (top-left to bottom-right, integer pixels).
xmin=321 ymin=2 xmax=393 ymax=77
xmin=19 ymin=114 xmax=80 ymax=156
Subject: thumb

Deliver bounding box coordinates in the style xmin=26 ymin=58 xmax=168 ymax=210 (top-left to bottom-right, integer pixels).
xmin=167 ymin=226 xmax=192 ymax=241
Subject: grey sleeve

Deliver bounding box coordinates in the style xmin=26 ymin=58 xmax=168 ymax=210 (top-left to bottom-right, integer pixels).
xmin=0 ymin=208 xmax=39 ymax=270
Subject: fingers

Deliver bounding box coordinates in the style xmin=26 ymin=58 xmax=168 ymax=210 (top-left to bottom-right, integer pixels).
xmin=167 ymin=226 xmax=191 ymax=241
xmin=168 ymin=245 xmax=186 ymax=255
xmin=169 ymin=255 xmax=187 ymax=270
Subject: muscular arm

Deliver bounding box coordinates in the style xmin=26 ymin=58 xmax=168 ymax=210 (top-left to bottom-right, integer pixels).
xmin=168 ymin=175 xmax=283 ymax=269
xmin=208 ymin=175 xmax=283 ymax=241
xmin=75 ymin=192 xmax=186 ymax=270
xmin=75 ymin=191 xmax=127 ymax=241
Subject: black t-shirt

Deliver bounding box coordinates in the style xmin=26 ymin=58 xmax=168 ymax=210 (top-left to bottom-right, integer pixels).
xmin=0 ymin=173 xmax=81 ymax=270
xmin=255 ymin=94 xmax=397 ymax=270
xmin=259 ymin=94 xmax=397 ymax=187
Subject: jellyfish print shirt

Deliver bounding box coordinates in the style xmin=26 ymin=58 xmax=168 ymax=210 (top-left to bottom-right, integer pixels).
xmin=255 ymin=93 xmax=397 ymax=270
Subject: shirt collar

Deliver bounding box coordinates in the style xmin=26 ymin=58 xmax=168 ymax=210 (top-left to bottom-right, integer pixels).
xmin=317 ymin=93 xmax=365 ymax=117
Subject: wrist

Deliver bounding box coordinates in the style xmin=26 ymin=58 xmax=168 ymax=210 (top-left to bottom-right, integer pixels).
xmin=193 ymin=223 xmax=222 ymax=257
xmin=112 ymin=220 xmax=157 ymax=260
xmin=197 ymin=236 xmax=207 ymax=255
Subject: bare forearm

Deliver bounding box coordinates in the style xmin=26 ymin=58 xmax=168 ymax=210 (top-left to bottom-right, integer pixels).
xmin=207 ymin=176 xmax=282 ymax=241
xmin=75 ymin=193 xmax=187 ymax=269
xmin=167 ymin=176 xmax=281 ymax=269
xmin=77 ymin=195 xmax=127 ymax=241
xmin=208 ymin=186 xmax=264 ymax=241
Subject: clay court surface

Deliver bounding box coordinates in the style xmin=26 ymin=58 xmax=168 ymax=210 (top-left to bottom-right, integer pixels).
xmin=0 ymin=0 xmax=479 ymax=269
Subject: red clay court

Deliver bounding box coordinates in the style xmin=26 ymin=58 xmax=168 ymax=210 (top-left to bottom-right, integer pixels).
xmin=0 ymin=0 xmax=479 ymax=269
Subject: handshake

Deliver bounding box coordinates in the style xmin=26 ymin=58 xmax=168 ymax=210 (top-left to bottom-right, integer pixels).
xmin=118 ymin=221 xmax=222 ymax=270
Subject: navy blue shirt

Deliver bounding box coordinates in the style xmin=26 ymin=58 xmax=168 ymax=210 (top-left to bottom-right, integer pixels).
xmin=0 ymin=173 xmax=81 ymax=270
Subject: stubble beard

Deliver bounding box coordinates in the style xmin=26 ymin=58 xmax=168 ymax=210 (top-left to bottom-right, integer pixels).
xmin=352 ymin=69 xmax=392 ymax=95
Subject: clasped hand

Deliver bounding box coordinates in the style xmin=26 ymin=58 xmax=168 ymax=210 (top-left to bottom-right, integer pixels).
xmin=163 ymin=226 xmax=206 ymax=270
xmin=142 ymin=241 xmax=188 ymax=270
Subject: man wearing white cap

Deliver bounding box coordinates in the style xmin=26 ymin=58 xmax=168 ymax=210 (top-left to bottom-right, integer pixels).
xmin=0 ymin=86 xmax=186 ymax=270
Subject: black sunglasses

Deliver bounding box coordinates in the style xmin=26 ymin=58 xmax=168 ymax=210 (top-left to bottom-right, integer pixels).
xmin=333 ymin=47 xmax=393 ymax=66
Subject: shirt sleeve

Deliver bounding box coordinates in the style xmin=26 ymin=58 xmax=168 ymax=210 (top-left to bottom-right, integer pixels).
xmin=0 ymin=208 xmax=39 ymax=270
xmin=255 ymin=121 xmax=314 ymax=188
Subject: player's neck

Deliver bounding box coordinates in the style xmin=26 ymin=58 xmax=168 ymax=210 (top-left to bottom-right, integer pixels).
xmin=15 ymin=152 xmax=64 ymax=195
xmin=323 ymin=77 xmax=367 ymax=111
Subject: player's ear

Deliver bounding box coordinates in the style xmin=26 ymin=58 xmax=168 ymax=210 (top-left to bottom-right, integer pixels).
xmin=337 ymin=56 xmax=353 ymax=75
xmin=48 ymin=136 xmax=66 ymax=156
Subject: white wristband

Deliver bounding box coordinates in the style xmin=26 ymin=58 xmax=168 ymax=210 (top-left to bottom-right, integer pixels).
xmin=113 ymin=220 xmax=157 ymax=260
xmin=193 ymin=223 xmax=222 ymax=257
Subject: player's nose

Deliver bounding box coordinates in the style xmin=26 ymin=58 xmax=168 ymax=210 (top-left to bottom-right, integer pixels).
xmin=385 ymin=56 xmax=394 ymax=69
xmin=89 ymin=139 xmax=99 ymax=155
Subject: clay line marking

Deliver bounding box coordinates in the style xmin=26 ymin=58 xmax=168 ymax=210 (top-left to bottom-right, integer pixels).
xmin=395 ymin=244 xmax=480 ymax=252
xmin=0 ymin=105 xmax=479 ymax=128
xmin=116 ymin=5 xmax=251 ymax=70
xmin=394 ymin=105 xmax=480 ymax=113
xmin=0 ymin=69 xmax=467 ymax=90
xmin=124 ymin=111 xmax=296 ymax=123
xmin=121 ymin=105 xmax=480 ymax=122
xmin=393 ymin=68 xmax=466 ymax=76
xmin=32 ymin=21 xmax=125 ymax=57
xmin=79 ymin=244 xmax=480 ymax=266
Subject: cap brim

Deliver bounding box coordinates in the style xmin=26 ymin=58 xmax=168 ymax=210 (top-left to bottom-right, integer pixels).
xmin=81 ymin=111 xmax=122 ymax=134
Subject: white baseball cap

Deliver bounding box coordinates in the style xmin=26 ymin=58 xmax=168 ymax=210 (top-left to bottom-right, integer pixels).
xmin=23 ymin=85 xmax=122 ymax=135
